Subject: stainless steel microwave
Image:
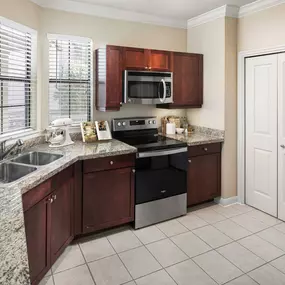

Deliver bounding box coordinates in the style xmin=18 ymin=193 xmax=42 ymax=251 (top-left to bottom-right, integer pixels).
xmin=123 ymin=70 xmax=173 ymax=105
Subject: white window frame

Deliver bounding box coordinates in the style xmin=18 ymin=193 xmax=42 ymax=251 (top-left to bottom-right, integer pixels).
xmin=47 ymin=34 xmax=93 ymax=127
xmin=0 ymin=17 xmax=38 ymax=140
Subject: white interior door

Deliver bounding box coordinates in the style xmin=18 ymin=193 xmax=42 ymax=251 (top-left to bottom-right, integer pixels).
xmin=245 ymin=54 xmax=278 ymax=217
xmin=278 ymin=53 xmax=285 ymax=221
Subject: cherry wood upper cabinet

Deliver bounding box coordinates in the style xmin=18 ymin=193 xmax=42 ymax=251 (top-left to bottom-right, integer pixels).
xmin=123 ymin=47 xmax=172 ymax=71
xmin=123 ymin=47 xmax=148 ymax=70
xmin=157 ymin=52 xmax=203 ymax=109
xmin=95 ymin=45 xmax=123 ymax=111
xmin=148 ymin=50 xmax=172 ymax=72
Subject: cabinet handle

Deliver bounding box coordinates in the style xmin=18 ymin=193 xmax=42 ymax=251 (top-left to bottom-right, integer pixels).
xmin=132 ymin=169 xmax=136 ymax=173
xmin=188 ymin=159 xmax=192 ymax=163
xmin=161 ymin=190 xmax=166 ymax=193
xmin=48 ymin=198 xmax=54 ymax=204
xmin=203 ymin=148 xmax=208 ymax=152
xmin=52 ymin=194 xmax=57 ymax=201
xmin=110 ymin=161 xmax=114 ymax=165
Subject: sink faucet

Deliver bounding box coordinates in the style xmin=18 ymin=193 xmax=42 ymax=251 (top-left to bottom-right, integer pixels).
xmin=0 ymin=138 xmax=24 ymax=161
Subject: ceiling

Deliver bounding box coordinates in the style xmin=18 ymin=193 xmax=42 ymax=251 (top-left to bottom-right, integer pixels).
xmin=71 ymin=0 xmax=256 ymax=20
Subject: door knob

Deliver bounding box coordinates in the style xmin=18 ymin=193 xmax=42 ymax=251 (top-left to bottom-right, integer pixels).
xmin=281 ymin=145 xmax=285 ymax=149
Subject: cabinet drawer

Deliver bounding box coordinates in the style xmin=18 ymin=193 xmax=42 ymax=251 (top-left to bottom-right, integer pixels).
xmin=83 ymin=154 xmax=135 ymax=173
xmin=188 ymin=143 xmax=221 ymax=157
xmin=23 ymin=179 xmax=52 ymax=212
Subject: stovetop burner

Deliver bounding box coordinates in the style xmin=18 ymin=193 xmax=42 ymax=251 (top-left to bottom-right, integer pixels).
xmin=112 ymin=117 xmax=187 ymax=152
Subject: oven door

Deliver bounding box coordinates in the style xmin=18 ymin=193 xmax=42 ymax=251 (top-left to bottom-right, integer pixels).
xmin=135 ymin=147 xmax=188 ymax=205
xmin=124 ymin=70 xmax=173 ymax=104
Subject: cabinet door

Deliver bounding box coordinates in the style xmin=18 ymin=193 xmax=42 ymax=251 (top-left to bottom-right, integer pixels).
xmin=50 ymin=179 xmax=74 ymax=263
xmin=24 ymin=197 xmax=50 ymax=285
xmin=123 ymin=47 xmax=148 ymax=70
xmin=106 ymin=45 xmax=123 ymax=110
xmin=83 ymin=168 xmax=134 ymax=233
xmin=187 ymin=153 xmax=221 ymax=206
xmin=173 ymin=53 xmax=203 ymax=107
xmin=148 ymin=50 xmax=172 ymax=71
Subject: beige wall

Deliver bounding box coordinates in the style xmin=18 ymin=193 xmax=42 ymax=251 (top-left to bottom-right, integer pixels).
xmin=187 ymin=17 xmax=225 ymax=130
xmin=0 ymin=0 xmax=41 ymax=30
xmin=222 ymin=17 xmax=237 ymax=198
xmin=39 ymin=8 xmax=187 ymax=129
xmin=238 ymin=4 xmax=285 ymax=51
xmin=187 ymin=17 xmax=237 ymax=199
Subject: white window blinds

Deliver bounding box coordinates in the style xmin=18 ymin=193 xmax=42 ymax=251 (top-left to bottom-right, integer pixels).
xmin=0 ymin=19 xmax=37 ymax=136
xmin=48 ymin=35 xmax=92 ymax=124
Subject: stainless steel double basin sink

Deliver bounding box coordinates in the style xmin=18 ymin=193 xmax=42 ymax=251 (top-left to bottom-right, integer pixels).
xmin=0 ymin=152 xmax=63 ymax=184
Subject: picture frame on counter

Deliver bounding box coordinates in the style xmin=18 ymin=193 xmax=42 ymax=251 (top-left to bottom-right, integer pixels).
xmin=95 ymin=121 xmax=112 ymax=141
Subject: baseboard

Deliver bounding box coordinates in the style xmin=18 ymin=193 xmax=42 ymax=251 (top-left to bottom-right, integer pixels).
xmin=214 ymin=196 xmax=239 ymax=206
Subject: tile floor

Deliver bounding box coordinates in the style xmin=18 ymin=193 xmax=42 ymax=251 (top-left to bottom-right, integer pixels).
xmin=40 ymin=203 xmax=285 ymax=285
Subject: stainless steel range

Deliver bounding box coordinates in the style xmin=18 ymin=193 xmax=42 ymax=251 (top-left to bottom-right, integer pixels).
xmin=112 ymin=117 xmax=187 ymax=229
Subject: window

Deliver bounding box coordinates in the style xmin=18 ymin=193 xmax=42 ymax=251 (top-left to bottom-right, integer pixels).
xmin=0 ymin=18 xmax=37 ymax=136
xmin=48 ymin=35 xmax=92 ymax=124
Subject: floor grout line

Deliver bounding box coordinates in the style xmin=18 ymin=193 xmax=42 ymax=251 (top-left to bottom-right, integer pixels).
xmin=77 ymin=241 xmax=97 ymax=285
xmin=48 ymin=204 xmax=285 ymax=285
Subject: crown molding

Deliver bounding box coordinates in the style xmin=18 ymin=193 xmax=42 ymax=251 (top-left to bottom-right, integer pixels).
xmin=239 ymin=0 xmax=285 ymax=17
xmin=187 ymin=5 xmax=239 ymax=28
xmin=30 ymin=0 xmax=187 ymax=29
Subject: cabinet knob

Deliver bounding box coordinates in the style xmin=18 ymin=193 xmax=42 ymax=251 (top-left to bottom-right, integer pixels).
xmin=188 ymin=159 xmax=192 ymax=163
xmin=48 ymin=198 xmax=54 ymax=204
xmin=203 ymin=148 xmax=208 ymax=152
xmin=281 ymin=145 xmax=285 ymax=149
xmin=145 ymin=67 xmax=148 ymax=70
xmin=149 ymin=67 xmax=152 ymax=70
xmin=132 ymin=169 xmax=136 ymax=173
xmin=161 ymin=190 xmax=166 ymax=193
xmin=110 ymin=161 xmax=114 ymax=165
xmin=52 ymin=194 xmax=57 ymax=200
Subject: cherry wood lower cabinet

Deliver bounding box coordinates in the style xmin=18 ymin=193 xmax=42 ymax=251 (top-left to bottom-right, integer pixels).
xmin=82 ymin=155 xmax=135 ymax=234
xmin=187 ymin=143 xmax=221 ymax=207
xmin=23 ymin=166 xmax=74 ymax=285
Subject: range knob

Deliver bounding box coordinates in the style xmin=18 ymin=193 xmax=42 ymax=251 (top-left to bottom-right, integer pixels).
xmin=117 ymin=122 xmax=122 ymax=127
xmin=152 ymin=120 xmax=156 ymax=124
xmin=148 ymin=120 xmax=152 ymax=124
xmin=122 ymin=122 xmax=126 ymax=126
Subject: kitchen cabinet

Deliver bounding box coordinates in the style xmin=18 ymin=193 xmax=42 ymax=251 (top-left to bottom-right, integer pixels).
xmin=95 ymin=45 xmax=123 ymax=111
xmin=157 ymin=52 xmax=203 ymax=109
xmin=24 ymin=196 xmax=50 ymax=285
xmin=187 ymin=143 xmax=221 ymax=206
xmin=23 ymin=166 xmax=74 ymax=285
xmin=82 ymin=154 xmax=135 ymax=233
xmin=50 ymin=178 xmax=74 ymax=263
xmin=123 ymin=46 xmax=172 ymax=71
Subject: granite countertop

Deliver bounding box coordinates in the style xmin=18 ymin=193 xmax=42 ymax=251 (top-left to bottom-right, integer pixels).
xmin=164 ymin=132 xmax=224 ymax=146
xmin=0 ymin=139 xmax=137 ymax=195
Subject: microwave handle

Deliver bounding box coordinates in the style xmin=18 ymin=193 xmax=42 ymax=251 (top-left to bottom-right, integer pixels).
xmin=159 ymin=79 xmax=167 ymax=103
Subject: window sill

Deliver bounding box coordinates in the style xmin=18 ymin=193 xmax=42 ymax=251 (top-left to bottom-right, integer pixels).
xmin=0 ymin=129 xmax=42 ymax=145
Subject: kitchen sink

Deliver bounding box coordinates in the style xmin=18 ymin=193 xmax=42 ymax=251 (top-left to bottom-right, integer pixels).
xmin=11 ymin=151 xmax=63 ymax=166
xmin=0 ymin=163 xmax=37 ymax=184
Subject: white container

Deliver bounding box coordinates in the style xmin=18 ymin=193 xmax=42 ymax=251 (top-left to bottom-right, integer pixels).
xmin=176 ymin=128 xmax=184 ymax=135
xmin=166 ymin=123 xmax=176 ymax=135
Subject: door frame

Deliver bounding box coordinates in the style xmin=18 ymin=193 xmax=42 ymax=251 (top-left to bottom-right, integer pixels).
xmin=238 ymin=45 xmax=285 ymax=204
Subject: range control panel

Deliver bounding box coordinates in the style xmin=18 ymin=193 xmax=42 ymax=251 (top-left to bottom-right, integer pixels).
xmin=112 ymin=117 xmax=158 ymax=132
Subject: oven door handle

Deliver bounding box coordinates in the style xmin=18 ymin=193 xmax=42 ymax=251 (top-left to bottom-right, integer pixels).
xmin=137 ymin=147 xmax=188 ymax=158
xmin=159 ymin=79 xmax=167 ymax=103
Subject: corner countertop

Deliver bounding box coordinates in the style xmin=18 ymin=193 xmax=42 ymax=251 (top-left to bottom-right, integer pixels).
xmin=164 ymin=132 xmax=224 ymax=146
xmin=0 ymin=139 xmax=137 ymax=195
